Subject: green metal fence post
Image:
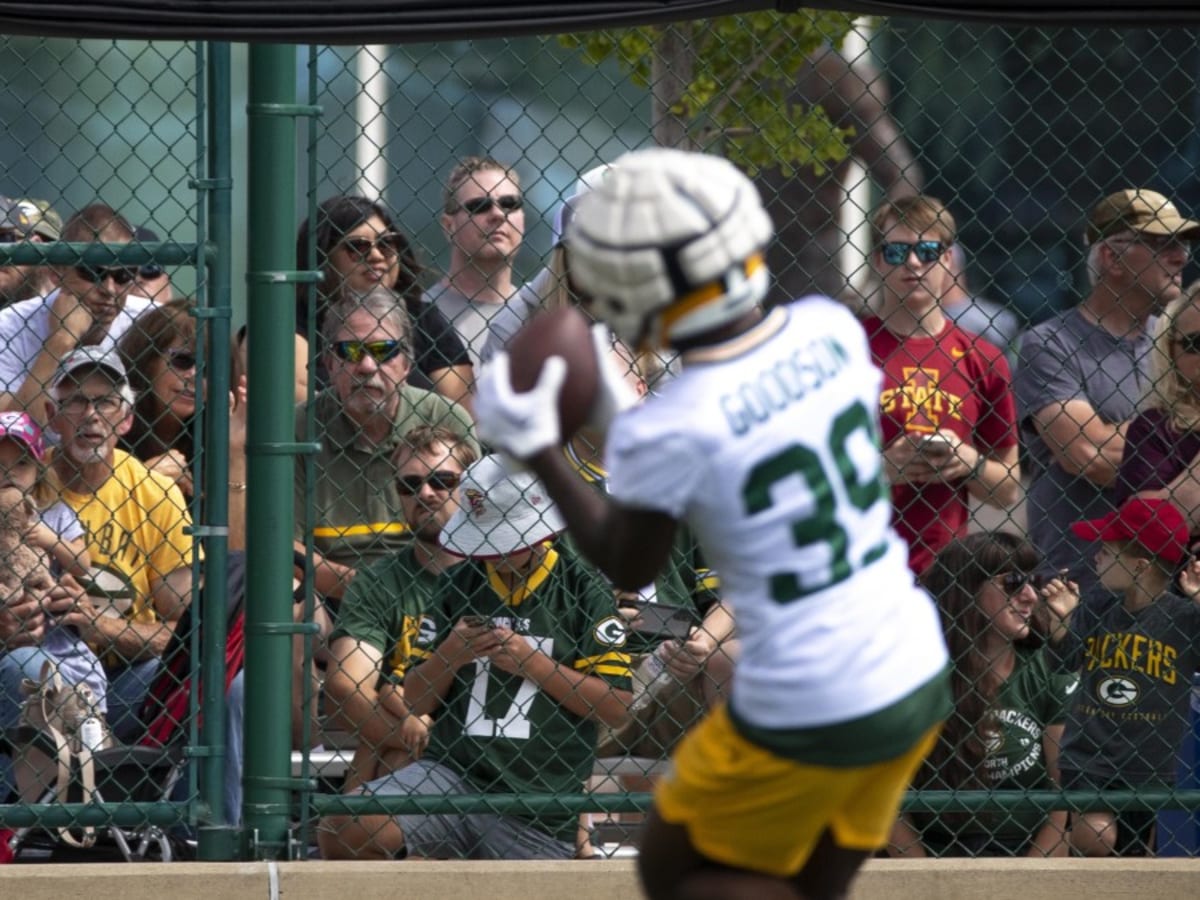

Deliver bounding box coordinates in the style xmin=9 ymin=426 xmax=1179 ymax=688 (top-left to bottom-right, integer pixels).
xmin=242 ymin=43 xmax=300 ymax=860
xmin=196 ymin=39 xmax=237 ymax=859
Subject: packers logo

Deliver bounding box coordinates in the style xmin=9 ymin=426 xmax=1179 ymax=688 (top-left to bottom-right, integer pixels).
xmin=594 ymin=616 xmax=628 ymax=647
xmin=1097 ymin=676 xmax=1139 ymax=708
xmin=417 ymin=616 xmax=438 ymax=647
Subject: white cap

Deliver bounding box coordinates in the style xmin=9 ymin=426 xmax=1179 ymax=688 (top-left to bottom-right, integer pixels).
xmin=439 ymin=455 xmax=565 ymax=559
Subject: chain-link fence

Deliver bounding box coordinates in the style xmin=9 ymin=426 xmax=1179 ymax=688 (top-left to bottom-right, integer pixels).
xmin=2 ymin=12 xmax=1200 ymax=866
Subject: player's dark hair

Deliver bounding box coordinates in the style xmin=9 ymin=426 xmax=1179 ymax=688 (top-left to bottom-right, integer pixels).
xmin=919 ymin=532 xmax=1041 ymax=795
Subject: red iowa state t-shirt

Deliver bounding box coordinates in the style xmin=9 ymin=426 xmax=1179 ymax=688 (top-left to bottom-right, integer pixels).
xmin=864 ymin=316 xmax=1019 ymax=575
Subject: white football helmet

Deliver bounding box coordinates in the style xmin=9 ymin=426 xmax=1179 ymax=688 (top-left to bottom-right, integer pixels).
xmin=565 ymin=148 xmax=773 ymax=350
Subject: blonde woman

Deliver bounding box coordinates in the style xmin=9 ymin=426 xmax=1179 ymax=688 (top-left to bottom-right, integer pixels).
xmin=1116 ymin=279 xmax=1200 ymax=509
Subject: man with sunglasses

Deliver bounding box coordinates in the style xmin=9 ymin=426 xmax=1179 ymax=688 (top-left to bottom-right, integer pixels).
xmin=321 ymin=426 xmax=476 ymax=825
xmin=0 ymin=196 xmax=62 ymax=309
xmin=0 ymin=203 xmax=152 ymax=428
xmin=298 ymin=287 xmax=477 ymax=603
xmin=424 ymin=156 xmax=526 ymax=370
xmin=1015 ymin=188 xmax=1200 ymax=596
xmin=865 ymin=194 xmax=1021 ymax=576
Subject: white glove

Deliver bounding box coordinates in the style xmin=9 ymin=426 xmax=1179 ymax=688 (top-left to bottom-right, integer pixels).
xmin=587 ymin=324 xmax=641 ymax=433
xmin=474 ymin=352 xmax=567 ymax=460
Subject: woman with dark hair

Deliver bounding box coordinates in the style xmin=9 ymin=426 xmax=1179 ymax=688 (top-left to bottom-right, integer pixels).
xmin=295 ymin=195 xmax=472 ymax=409
xmin=888 ymin=532 xmax=1076 ymax=858
xmin=116 ymin=297 xmax=199 ymax=496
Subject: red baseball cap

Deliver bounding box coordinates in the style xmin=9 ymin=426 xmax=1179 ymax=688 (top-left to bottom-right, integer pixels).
xmin=1070 ymin=497 xmax=1189 ymax=565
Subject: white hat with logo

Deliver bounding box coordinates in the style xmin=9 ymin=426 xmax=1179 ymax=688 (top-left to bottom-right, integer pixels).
xmin=439 ymin=454 xmax=566 ymax=559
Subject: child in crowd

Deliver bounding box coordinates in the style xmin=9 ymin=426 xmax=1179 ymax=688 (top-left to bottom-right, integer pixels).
xmin=1043 ymin=496 xmax=1200 ymax=856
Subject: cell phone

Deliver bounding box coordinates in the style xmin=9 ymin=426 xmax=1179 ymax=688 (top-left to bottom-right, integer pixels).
xmin=462 ymin=615 xmax=492 ymax=628
xmin=624 ymin=600 xmax=700 ymax=641
xmin=918 ymin=433 xmax=952 ymax=451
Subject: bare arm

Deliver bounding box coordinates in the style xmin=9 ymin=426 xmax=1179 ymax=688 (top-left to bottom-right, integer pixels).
xmin=325 ymin=637 xmax=414 ymax=749
xmin=403 ymin=619 xmax=498 ymax=717
xmin=886 ymin=815 xmax=928 ymax=858
xmin=1028 ymin=723 xmax=1069 ymax=858
xmin=485 ymin=627 xmax=632 ymax=729
xmin=1031 ymin=400 xmax=1126 ymax=487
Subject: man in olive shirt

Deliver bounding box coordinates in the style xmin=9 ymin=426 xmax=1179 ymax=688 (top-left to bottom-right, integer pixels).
xmin=295 ymin=287 xmax=477 ymax=600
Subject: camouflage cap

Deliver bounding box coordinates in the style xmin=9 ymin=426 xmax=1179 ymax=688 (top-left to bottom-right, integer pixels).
xmin=0 ymin=196 xmax=62 ymax=241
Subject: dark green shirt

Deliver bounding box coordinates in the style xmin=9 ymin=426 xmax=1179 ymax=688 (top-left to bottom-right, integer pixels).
xmin=331 ymin=545 xmax=445 ymax=679
xmin=410 ymin=545 xmax=633 ymax=842
xmin=295 ymin=385 xmax=477 ymax=569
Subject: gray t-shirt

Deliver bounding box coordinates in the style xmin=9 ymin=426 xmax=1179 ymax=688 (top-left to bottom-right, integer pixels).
xmin=423 ymin=283 xmax=513 ymax=372
xmin=1014 ymin=308 xmax=1152 ymax=595
xmin=1047 ymin=590 xmax=1200 ymax=783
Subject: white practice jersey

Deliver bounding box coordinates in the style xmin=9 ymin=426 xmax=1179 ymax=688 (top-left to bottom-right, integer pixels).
xmin=606 ymin=298 xmax=949 ymax=731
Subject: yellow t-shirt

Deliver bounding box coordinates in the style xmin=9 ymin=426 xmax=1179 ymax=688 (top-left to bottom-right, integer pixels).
xmin=59 ymin=448 xmax=195 ymax=625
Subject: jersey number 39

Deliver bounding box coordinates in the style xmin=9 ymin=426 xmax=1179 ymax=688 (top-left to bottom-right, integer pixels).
xmin=741 ymin=400 xmax=887 ymax=603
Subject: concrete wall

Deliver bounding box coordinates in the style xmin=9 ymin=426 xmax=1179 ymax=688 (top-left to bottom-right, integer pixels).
xmin=3 ymin=859 xmax=1199 ymax=900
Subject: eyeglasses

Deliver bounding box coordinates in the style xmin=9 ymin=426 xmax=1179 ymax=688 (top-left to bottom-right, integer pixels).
xmin=454 ymin=195 xmax=524 ymax=216
xmin=331 ymin=339 xmax=407 ymax=365
xmin=1175 ymin=332 xmax=1200 ymax=356
xmin=73 ymin=265 xmax=137 ymax=286
xmin=879 ymin=241 xmax=948 ymax=266
xmin=996 ymin=572 xmax=1051 ymax=594
xmin=339 ymin=234 xmax=402 ymax=260
xmin=166 ymin=348 xmax=197 ymax=372
xmin=395 ymin=470 xmax=462 ymax=496
xmin=58 ymin=393 xmax=125 ymax=417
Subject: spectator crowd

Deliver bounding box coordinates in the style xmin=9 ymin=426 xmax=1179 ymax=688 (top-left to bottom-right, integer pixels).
xmin=2 ymin=150 xmax=1200 ymax=865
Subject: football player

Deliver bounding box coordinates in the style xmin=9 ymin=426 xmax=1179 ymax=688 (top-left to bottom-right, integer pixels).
xmin=474 ymin=148 xmax=951 ymax=899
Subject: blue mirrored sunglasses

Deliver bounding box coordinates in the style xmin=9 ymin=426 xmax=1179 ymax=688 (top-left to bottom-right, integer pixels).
xmin=879 ymin=241 xmax=947 ymax=266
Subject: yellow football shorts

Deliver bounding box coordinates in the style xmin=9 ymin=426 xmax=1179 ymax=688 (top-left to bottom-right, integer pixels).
xmin=654 ymin=702 xmax=940 ymax=877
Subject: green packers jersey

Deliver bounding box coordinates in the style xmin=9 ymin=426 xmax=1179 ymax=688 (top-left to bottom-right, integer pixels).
xmin=413 ymin=544 xmax=633 ymax=841
xmin=330 ymin=545 xmax=442 ymax=680
xmin=563 ymin=442 xmax=720 ymax=656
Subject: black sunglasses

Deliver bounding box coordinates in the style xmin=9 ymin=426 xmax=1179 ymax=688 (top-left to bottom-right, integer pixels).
xmin=456 ymin=195 xmax=524 ymax=216
xmin=74 ymin=264 xmax=137 ymax=286
xmin=331 ymin=339 xmax=407 ymax=365
xmin=340 ymin=234 xmax=402 ymax=259
xmin=396 ymin=470 xmax=462 ymax=496
xmin=997 ymin=571 xmax=1052 ymax=593
xmin=166 ymin=348 xmax=197 ymax=372
xmin=1176 ymin=331 xmax=1200 ymax=356
xmin=879 ymin=241 xmax=947 ymax=266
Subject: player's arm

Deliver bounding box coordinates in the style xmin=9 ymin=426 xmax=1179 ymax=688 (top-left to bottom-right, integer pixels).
xmin=529 ymin=446 xmax=678 ymax=592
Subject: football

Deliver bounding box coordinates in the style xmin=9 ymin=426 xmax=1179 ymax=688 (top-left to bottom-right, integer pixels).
xmin=507 ymin=306 xmax=599 ymax=439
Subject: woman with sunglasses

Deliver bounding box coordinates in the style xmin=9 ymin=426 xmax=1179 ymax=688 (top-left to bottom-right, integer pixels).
xmin=864 ymin=194 xmax=1022 ymax=576
xmin=888 ymin=532 xmax=1077 ymax=858
xmin=296 ymin=196 xmax=472 ymax=411
xmin=116 ymin=298 xmax=200 ymax=497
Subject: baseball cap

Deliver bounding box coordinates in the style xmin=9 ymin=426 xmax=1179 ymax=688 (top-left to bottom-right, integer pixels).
xmin=439 ymin=454 xmax=565 ymax=559
xmin=0 ymin=196 xmax=62 ymax=241
xmin=551 ymin=164 xmax=612 ymax=246
xmin=0 ymin=411 xmax=45 ymax=461
xmin=1070 ymin=497 xmax=1189 ymax=565
xmin=53 ymin=346 xmax=129 ymax=388
xmin=1085 ymin=188 xmax=1200 ymax=246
